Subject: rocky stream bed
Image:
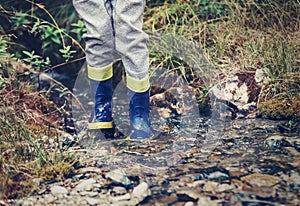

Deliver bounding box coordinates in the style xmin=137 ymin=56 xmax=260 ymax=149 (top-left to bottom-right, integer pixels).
xmin=14 ymin=117 xmax=300 ymax=206
xmin=4 ymin=62 xmax=298 ymax=206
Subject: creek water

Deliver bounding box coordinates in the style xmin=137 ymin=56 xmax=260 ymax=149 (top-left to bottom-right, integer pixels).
xmin=38 ymin=66 xmax=300 ymax=205
xmin=71 ymin=98 xmax=300 ymax=205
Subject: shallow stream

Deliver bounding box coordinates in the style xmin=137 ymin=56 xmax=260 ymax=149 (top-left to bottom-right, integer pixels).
xmin=20 ymin=68 xmax=300 ymax=206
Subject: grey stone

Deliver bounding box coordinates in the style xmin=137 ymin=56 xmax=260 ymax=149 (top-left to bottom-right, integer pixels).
xmin=131 ymin=182 xmax=151 ymax=203
xmin=85 ymin=197 xmax=102 ymax=205
xmin=207 ymin=171 xmax=229 ymax=180
xmin=75 ymin=179 xmax=96 ymax=191
xmin=106 ymin=169 xmax=131 ymax=186
xmin=50 ymin=185 xmax=68 ymax=195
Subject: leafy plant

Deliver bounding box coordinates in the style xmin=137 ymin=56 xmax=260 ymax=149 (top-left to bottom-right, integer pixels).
xmin=1 ymin=1 xmax=84 ymax=73
xmin=59 ymin=45 xmax=77 ymax=62
xmin=0 ymin=36 xmax=12 ymax=58
xmin=22 ymin=50 xmax=51 ymax=70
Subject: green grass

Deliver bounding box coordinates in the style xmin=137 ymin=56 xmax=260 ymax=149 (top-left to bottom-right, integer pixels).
xmin=144 ymin=0 xmax=299 ymax=74
xmin=144 ymin=0 xmax=300 ymax=102
xmin=0 ymin=61 xmax=78 ymax=200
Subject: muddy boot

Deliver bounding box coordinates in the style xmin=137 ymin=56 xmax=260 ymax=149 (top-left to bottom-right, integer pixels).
xmin=128 ymin=89 xmax=151 ymax=140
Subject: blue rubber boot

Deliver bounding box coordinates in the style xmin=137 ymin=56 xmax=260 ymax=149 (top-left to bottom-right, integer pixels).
xmin=83 ymin=78 xmax=119 ymax=144
xmin=128 ymin=89 xmax=151 ymax=140
xmin=89 ymin=78 xmax=113 ymax=129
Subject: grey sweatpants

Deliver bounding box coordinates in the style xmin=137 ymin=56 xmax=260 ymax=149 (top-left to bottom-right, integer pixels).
xmin=73 ymin=0 xmax=150 ymax=91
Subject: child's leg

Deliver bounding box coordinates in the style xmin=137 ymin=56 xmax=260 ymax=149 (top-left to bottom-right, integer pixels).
xmin=115 ymin=0 xmax=149 ymax=88
xmin=114 ymin=0 xmax=151 ymax=139
xmin=73 ymin=0 xmax=119 ymax=78
xmin=73 ymin=0 xmax=117 ymax=132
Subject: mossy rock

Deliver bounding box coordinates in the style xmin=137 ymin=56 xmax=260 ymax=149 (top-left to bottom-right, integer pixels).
xmin=258 ymin=95 xmax=300 ymax=121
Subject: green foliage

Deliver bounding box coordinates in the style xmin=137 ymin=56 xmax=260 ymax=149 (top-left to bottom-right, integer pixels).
xmin=0 ymin=63 xmax=78 ymax=199
xmin=145 ymin=0 xmax=299 ymax=84
xmin=0 ymin=0 xmax=84 ymax=72
xmin=22 ymin=50 xmax=51 ymax=70
xmin=0 ymin=36 xmax=12 ymax=58
xmin=70 ymin=19 xmax=87 ymax=43
xmin=59 ymin=46 xmax=77 ymax=62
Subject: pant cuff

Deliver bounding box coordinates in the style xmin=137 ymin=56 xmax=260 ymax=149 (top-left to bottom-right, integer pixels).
xmin=126 ymin=74 xmax=150 ymax=92
xmin=88 ymin=63 xmax=113 ymax=81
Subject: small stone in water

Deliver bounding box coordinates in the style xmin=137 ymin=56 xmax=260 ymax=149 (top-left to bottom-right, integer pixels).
xmin=207 ymin=171 xmax=229 ymax=181
xmin=110 ymin=193 xmax=131 ymax=202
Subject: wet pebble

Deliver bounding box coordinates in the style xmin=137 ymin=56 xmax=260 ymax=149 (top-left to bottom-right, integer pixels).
xmin=207 ymin=171 xmax=229 ymax=181
xmin=75 ymin=179 xmax=96 ymax=191
xmin=106 ymin=169 xmax=131 ymax=186
xmin=79 ymin=191 xmax=99 ymax=197
xmin=50 ymin=185 xmax=68 ymax=195
xmin=131 ymin=182 xmax=151 ymax=203
xmin=110 ymin=193 xmax=131 ymax=202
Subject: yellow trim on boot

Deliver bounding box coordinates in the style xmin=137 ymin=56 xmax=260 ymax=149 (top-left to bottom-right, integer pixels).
xmin=126 ymin=75 xmax=150 ymax=92
xmin=88 ymin=121 xmax=113 ymax=129
xmin=88 ymin=64 xmax=113 ymax=81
